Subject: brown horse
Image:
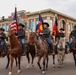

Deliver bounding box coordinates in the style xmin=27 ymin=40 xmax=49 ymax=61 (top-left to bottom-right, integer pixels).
xmin=71 ymin=39 xmax=76 ymax=66
xmin=29 ymin=32 xmax=49 ymax=74
xmin=8 ymin=29 xmax=22 ymax=75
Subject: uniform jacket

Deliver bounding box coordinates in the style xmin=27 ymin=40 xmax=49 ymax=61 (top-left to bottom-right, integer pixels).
xmin=17 ymin=29 xmax=25 ymax=39
xmin=69 ymin=30 xmax=76 ymax=39
xmin=58 ymin=32 xmax=65 ymax=39
xmin=43 ymin=28 xmax=50 ymax=38
xmin=0 ymin=32 xmax=6 ymax=41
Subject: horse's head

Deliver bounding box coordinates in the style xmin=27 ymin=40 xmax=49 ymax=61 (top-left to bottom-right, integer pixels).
xmin=29 ymin=32 xmax=38 ymax=44
xmin=8 ymin=28 xmax=14 ymax=38
xmin=57 ymin=38 xmax=65 ymax=49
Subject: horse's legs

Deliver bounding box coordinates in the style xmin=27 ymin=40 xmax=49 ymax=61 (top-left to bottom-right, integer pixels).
xmin=17 ymin=56 xmax=21 ymax=73
xmin=31 ymin=53 xmax=35 ymax=67
xmin=8 ymin=55 xmax=14 ymax=75
xmin=46 ymin=56 xmax=49 ymax=69
xmin=37 ymin=56 xmax=42 ymax=70
xmin=15 ymin=57 xmax=17 ymax=67
xmin=26 ymin=52 xmax=30 ymax=69
xmin=52 ymin=54 xmax=55 ymax=67
xmin=62 ymin=50 xmax=65 ymax=64
xmin=42 ymin=55 xmax=46 ymax=74
xmin=6 ymin=55 xmax=10 ymax=69
xmin=73 ymin=53 xmax=76 ymax=66
xmin=57 ymin=52 xmax=62 ymax=68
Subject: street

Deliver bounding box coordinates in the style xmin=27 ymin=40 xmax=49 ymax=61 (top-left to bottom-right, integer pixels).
xmin=0 ymin=53 xmax=76 ymax=75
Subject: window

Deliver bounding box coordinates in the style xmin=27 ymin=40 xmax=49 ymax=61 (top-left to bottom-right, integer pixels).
xmin=60 ymin=20 xmax=65 ymax=30
xmin=25 ymin=22 xmax=28 ymax=30
xmin=36 ymin=21 xmax=38 ymax=25
xmin=43 ymin=20 xmax=47 ymax=22
xmin=68 ymin=24 xmax=71 ymax=32
xmin=30 ymin=22 xmax=34 ymax=32
xmin=6 ymin=25 xmax=9 ymax=31
xmin=49 ymin=20 xmax=53 ymax=30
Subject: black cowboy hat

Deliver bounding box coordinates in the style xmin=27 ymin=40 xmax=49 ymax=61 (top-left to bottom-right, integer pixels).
xmin=59 ymin=28 xmax=64 ymax=31
xmin=0 ymin=28 xmax=5 ymax=31
xmin=18 ymin=23 xmax=25 ymax=27
xmin=43 ymin=22 xmax=49 ymax=27
xmin=73 ymin=25 xmax=76 ymax=28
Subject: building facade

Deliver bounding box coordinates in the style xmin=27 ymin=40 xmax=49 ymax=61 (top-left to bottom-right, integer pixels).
xmin=0 ymin=8 xmax=76 ymax=41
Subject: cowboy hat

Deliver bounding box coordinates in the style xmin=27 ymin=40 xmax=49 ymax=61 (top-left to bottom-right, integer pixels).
xmin=0 ymin=28 xmax=5 ymax=31
xmin=59 ymin=28 xmax=64 ymax=31
xmin=73 ymin=25 xmax=76 ymax=28
xmin=18 ymin=23 xmax=25 ymax=27
xmin=43 ymin=22 xmax=49 ymax=27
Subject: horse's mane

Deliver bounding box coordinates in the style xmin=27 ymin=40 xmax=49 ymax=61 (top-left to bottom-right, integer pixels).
xmin=9 ymin=33 xmax=21 ymax=49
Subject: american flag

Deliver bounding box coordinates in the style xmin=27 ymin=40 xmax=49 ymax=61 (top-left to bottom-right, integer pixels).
xmin=11 ymin=7 xmax=18 ymax=32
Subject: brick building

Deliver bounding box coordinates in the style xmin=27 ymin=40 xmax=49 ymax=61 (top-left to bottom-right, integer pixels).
xmin=0 ymin=8 xmax=76 ymax=41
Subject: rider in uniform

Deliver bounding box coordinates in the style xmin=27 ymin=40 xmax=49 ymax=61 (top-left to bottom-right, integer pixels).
xmin=40 ymin=22 xmax=53 ymax=51
xmin=55 ymin=28 xmax=65 ymax=47
xmin=0 ymin=28 xmax=6 ymax=54
xmin=58 ymin=28 xmax=65 ymax=39
xmin=17 ymin=23 xmax=26 ymax=55
xmin=69 ymin=25 xmax=76 ymax=49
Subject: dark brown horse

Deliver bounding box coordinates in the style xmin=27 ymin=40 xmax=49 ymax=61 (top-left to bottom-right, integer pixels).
xmin=29 ymin=32 xmax=49 ymax=74
xmin=8 ymin=29 xmax=22 ymax=75
xmin=26 ymin=43 xmax=36 ymax=69
xmin=71 ymin=39 xmax=76 ymax=66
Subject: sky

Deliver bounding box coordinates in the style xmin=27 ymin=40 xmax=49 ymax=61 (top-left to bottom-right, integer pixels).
xmin=0 ymin=0 xmax=76 ymax=18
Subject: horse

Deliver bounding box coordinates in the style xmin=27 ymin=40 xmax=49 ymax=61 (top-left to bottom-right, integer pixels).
xmin=8 ymin=29 xmax=22 ymax=75
xmin=0 ymin=41 xmax=17 ymax=69
xmin=71 ymin=39 xmax=76 ymax=66
xmin=56 ymin=37 xmax=65 ymax=68
xmin=26 ymin=42 xmax=36 ymax=69
xmin=29 ymin=32 xmax=49 ymax=74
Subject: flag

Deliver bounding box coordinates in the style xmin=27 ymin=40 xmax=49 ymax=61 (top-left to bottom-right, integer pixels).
xmin=11 ymin=7 xmax=18 ymax=32
xmin=52 ymin=16 xmax=58 ymax=35
xmin=36 ymin=14 xmax=43 ymax=33
xmin=36 ymin=24 xmax=39 ymax=31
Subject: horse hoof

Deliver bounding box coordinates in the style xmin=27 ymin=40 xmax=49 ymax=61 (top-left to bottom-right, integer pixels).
xmin=6 ymin=67 xmax=8 ymax=69
xmin=8 ymin=72 xmax=12 ymax=75
xmin=53 ymin=64 xmax=55 ymax=68
xmin=42 ymin=71 xmax=45 ymax=74
xmin=32 ymin=65 xmax=34 ymax=67
xmin=26 ymin=64 xmax=30 ymax=69
xmin=58 ymin=65 xmax=61 ymax=68
xmin=17 ymin=70 xmax=21 ymax=73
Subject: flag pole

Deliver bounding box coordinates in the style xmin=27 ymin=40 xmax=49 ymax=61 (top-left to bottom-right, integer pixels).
xmin=54 ymin=14 xmax=58 ymax=44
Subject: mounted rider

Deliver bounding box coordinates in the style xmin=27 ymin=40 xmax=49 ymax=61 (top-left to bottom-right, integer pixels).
xmin=0 ymin=28 xmax=6 ymax=54
xmin=17 ymin=23 xmax=26 ymax=54
xmin=55 ymin=28 xmax=65 ymax=47
xmin=40 ymin=22 xmax=53 ymax=51
xmin=58 ymin=28 xmax=65 ymax=39
xmin=69 ymin=25 xmax=76 ymax=49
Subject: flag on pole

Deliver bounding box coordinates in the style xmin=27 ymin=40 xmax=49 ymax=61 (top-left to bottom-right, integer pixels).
xmin=11 ymin=7 xmax=18 ymax=32
xmin=52 ymin=16 xmax=58 ymax=35
xmin=36 ymin=14 xmax=43 ymax=33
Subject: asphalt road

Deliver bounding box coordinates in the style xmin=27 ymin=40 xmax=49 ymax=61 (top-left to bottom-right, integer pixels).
xmin=0 ymin=53 xmax=76 ymax=75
